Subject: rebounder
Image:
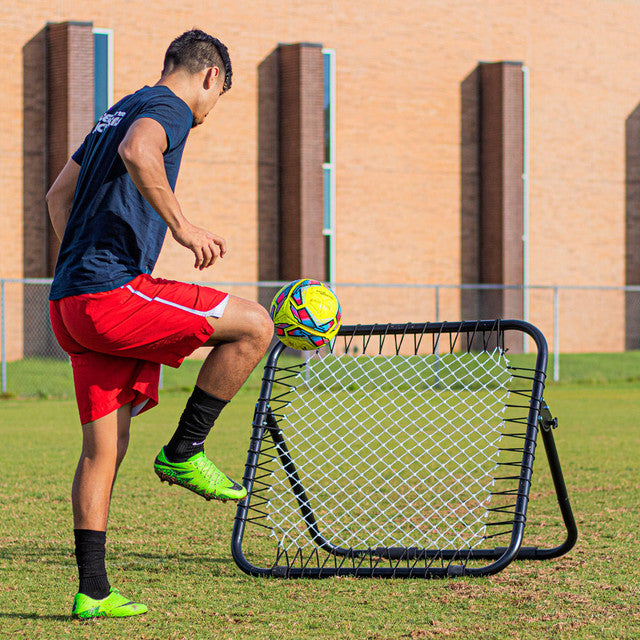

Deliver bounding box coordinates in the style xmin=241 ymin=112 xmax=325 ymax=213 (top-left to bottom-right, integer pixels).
xmin=232 ymin=320 xmax=577 ymax=578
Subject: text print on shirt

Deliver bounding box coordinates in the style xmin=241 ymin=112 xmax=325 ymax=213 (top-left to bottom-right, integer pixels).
xmin=93 ymin=111 xmax=127 ymax=134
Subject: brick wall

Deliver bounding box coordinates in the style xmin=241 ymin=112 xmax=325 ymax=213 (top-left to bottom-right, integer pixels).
xmin=3 ymin=2 xmax=640 ymax=355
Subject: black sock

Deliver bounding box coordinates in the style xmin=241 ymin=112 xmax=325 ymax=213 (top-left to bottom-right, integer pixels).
xmin=74 ymin=529 xmax=110 ymax=599
xmin=164 ymin=386 xmax=228 ymax=462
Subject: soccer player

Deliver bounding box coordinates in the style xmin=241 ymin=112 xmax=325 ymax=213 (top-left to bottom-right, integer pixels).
xmin=46 ymin=30 xmax=273 ymax=619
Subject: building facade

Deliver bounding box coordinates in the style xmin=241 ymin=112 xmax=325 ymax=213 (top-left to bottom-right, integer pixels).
xmin=2 ymin=1 xmax=640 ymax=359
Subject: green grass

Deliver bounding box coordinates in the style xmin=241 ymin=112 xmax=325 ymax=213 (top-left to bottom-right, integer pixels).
xmin=0 ymin=355 xmax=639 ymax=638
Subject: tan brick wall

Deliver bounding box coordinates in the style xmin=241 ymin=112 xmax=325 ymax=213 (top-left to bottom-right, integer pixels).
xmin=3 ymin=1 xmax=640 ymax=356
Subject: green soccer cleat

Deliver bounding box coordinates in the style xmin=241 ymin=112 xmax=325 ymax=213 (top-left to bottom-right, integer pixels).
xmin=71 ymin=588 xmax=147 ymax=619
xmin=153 ymin=447 xmax=247 ymax=502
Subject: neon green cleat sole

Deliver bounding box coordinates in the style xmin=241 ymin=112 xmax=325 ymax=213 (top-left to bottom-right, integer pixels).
xmin=72 ymin=588 xmax=147 ymax=619
xmin=154 ymin=447 xmax=247 ymax=502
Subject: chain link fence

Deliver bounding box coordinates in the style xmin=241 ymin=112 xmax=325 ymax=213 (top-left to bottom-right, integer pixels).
xmin=2 ymin=277 xmax=640 ymax=397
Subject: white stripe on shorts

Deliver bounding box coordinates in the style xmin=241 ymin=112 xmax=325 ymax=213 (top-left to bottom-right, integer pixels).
xmin=124 ymin=284 xmax=229 ymax=318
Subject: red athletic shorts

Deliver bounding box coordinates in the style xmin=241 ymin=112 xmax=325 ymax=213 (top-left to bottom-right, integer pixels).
xmin=49 ymin=274 xmax=229 ymax=425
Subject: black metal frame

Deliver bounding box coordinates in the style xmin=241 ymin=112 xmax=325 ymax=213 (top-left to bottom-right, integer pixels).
xmin=232 ymin=320 xmax=577 ymax=578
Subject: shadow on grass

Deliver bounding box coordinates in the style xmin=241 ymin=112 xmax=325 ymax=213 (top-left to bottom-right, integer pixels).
xmin=123 ymin=550 xmax=230 ymax=564
xmin=0 ymin=544 xmax=228 ymax=563
xmin=0 ymin=546 xmax=231 ymax=582
xmin=0 ymin=544 xmax=73 ymax=564
xmin=0 ymin=613 xmax=70 ymax=621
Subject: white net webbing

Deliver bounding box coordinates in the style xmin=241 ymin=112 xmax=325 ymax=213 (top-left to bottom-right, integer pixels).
xmin=262 ymin=348 xmax=513 ymax=553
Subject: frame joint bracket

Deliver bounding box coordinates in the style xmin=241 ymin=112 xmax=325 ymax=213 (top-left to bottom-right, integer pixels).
xmin=538 ymin=399 xmax=558 ymax=431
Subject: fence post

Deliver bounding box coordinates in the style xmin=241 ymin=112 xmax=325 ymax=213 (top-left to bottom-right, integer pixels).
xmin=553 ymin=286 xmax=559 ymax=382
xmin=434 ymin=285 xmax=440 ymax=323
xmin=1 ymin=280 xmax=6 ymax=394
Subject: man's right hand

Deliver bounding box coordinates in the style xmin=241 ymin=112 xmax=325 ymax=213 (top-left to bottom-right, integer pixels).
xmin=171 ymin=221 xmax=227 ymax=270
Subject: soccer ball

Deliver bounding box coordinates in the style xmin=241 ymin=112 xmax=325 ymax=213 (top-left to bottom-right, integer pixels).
xmin=270 ymin=279 xmax=342 ymax=351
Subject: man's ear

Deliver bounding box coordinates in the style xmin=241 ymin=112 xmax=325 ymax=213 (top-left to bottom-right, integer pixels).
xmin=204 ymin=66 xmax=220 ymax=89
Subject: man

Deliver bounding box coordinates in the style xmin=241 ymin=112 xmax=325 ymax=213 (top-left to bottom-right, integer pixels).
xmin=46 ymin=30 xmax=273 ymax=619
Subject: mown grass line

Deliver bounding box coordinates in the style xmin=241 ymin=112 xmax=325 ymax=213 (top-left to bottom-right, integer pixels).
xmin=4 ymin=350 xmax=640 ymax=400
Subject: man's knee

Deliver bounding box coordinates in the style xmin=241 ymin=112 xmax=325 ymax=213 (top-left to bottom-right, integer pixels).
xmin=206 ymin=296 xmax=273 ymax=347
xmin=247 ymin=302 xmax=274 ymax=349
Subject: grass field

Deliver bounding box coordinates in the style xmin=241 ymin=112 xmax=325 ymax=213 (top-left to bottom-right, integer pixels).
xmin=1 ymin=354 xmax=639 ymax=639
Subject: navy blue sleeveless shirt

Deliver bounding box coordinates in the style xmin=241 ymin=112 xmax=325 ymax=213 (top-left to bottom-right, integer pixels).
xmin=49 ymin=85 xmax=193 ymax=300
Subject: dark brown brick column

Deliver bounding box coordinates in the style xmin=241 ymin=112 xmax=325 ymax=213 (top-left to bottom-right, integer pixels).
xmin=625 ymin=104 xmax=640 ymax=349
xmin=23 ymin=27 xmax=64 ymax=358
xmin=46 ymin=21 xmax=94 ymax=275
xmin=277 ymin=43 xmax=324 ymax=281
xmin=257 ymin=48 xmax=280 ymax=309
xmin=478 ymin=62 xmax=524 ymax=349
xmin=23 ymin=28 xmax=49 ymax=279
xmin=460 ymin=67 xmax=481 ymax=321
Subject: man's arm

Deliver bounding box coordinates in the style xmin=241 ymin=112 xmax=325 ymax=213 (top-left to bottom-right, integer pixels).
xmin=46 ymin=158 xmax=81 ymax=241
xmin=118 ymin=118 xmax=226 ymax=270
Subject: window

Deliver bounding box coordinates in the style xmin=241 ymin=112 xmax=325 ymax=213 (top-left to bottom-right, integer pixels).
xmin=322 ymin=49 xmax=335 ymax=286
xmin=93 ymin=28 xmax=114 ymax=122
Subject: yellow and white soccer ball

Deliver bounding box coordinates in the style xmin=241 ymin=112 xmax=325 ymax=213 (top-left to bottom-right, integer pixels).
xmin=269 ymin=279 xmax=342 ymax=351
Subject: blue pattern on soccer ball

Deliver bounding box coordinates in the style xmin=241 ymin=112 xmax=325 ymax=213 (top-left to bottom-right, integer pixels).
xmin=270 ymin=280 xmax=298 ymax=317
xmin=292 ymin=288 xmax=304 ymax=305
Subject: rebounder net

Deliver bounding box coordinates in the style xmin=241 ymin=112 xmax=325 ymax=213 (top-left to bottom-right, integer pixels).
xmin=232 ymin=321 xmax=577 ymax=578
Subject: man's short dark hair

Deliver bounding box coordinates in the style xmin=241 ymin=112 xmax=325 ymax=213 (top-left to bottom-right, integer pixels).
xmin=163 ymin=29 xmax=232 ymax=93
